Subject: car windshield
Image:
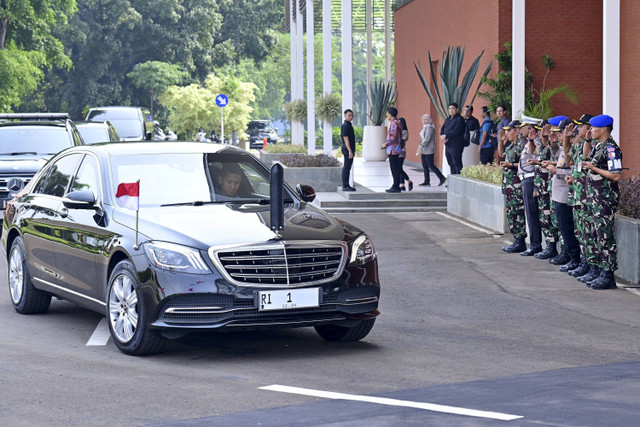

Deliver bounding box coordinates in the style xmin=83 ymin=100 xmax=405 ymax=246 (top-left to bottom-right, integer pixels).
xmin=77 ymin=126 xmax=111 ymax=144
xmin=0 ymin=126 xmax=73 ymax=154
xmin=248 ymin=122 xmax=273 ymax=132
xmin=87 ymin=110 xmax=142 ymax=139
xmin=110 ymin=152 xmax=276 ymax=207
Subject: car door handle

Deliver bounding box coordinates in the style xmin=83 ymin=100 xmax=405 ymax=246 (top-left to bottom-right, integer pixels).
xmin=22 ymin=203 xmax=31 ymax=210
xmin=59 ymin=208 xmax=69 ymax=218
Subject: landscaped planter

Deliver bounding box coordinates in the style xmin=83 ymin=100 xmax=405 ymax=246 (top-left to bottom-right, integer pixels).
xmin=259 ymin=150 xmax=285 ymax=166
xmin=447 ymin=174 xmax=508 ymax=234
xmin=277 ymin=162 xmax=342 ymax=192
xmin=615 ymin=214 xmax=640 ymax=284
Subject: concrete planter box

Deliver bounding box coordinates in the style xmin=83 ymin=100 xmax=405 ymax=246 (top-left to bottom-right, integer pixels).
xmin=362 ymin=125 xmax=388 ymax=161
xmin=447 ymin=175 xmax=508 ymax=234
xmin=259 ymin=150 xmax=286 ymax=166
xmin=615 ymin=214 xmax=640 ymax=284
xmin=277 ymin=162 xmax=342 ymax=192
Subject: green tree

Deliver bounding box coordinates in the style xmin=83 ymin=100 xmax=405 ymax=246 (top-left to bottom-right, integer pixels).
xmin=159 ymin=72 xmax=256 ymax=139
xmin=0 ymin=0 xmax=77 ymax=111
xmin=127 ymin=61 xmax=188 ymax=117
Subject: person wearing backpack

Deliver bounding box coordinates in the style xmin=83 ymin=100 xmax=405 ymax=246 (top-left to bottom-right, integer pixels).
xmin=478 ymin=106 xmax=496 ymax=164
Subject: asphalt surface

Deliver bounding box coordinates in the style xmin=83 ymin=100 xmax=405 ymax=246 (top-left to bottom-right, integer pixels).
xmin=1 ymin=211 xmax=640 ymax=426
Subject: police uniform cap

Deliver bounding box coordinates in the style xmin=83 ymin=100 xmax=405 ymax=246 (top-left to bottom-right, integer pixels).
xmin=573 ymin=114 xmax=594 ymax=126
xmin=552 ymin=118 xmax=573 ymax=132
xmin=503 ymin=120 xmax=521 ymax=130
xmin=534 ymin=119 xmax=549 ymax=130
xmin=548 ymin=115 xmax=569 ymax=126
xmin=589 ymin=114 xmax=614 ymax=128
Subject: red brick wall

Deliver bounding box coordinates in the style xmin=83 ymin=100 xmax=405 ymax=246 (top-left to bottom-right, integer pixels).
xmin=621 ymin=2 xmax=640 ymax=174
xmin=394 ymin=0 xmax=499 ymax=166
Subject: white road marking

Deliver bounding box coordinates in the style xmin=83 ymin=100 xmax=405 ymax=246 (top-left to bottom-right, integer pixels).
xmin=86 ymin=317 xmax=110 ymax=346
xmin=259 ymin=384 xmax=523 ymax=421
xmin=436 ymin=212 xmax=496 ymax=235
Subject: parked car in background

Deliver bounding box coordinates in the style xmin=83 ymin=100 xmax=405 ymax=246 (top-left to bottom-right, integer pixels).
xmin=85 ymin=106 xmax=153 ymax=141
xmin=75 ymin=120 xmax=120 ymax=144
xmin=2 ymin=142 xmax=380 ymax=355
xmin=247 ymin=120 xmax=278 ymax=149
xmin=0 ymin=113 xmax=84 ymax=213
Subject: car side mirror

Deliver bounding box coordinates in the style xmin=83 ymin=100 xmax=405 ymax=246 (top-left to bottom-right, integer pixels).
xmin=63 ymin=190 xmax=97 ymax=210
xmin=296 ymin=184 xmax=316 ymax=203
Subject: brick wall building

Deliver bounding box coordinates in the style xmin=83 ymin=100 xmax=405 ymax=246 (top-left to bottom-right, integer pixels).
xmin=394 ymin=0 xmax=637 ymax=175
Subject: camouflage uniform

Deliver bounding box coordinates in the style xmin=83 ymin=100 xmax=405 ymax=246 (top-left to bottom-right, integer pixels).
xmin=585 ymin=137 xmax=622 ymax=272
xmin=502 ymin=138 xmax=526 ymax=239
xmin=568 ymin=140 xmax=590 ymax=261
xmin=535 ymin=143 xmax=559 ymax=245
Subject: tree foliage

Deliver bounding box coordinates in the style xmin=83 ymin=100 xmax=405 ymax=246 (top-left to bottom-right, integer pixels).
xmin=127 ymin=61 xmax=188 ymax=116
xmin=159 ymin=73 xmax=256 ymax=139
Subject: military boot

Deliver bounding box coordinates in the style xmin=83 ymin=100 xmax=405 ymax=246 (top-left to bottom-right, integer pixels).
xmin=502 ymin=239 xmax=518 ymax=252
xmin=520 ymin=243 xmax=542 ymax=256
xmin=560 ymin=258 xmax=580 ymax=272
xmin=578 ymin=266 xmax=600 ymax=284
xmin=569 ymin=260 xmax=590 ymax=277
xmin=549 ymin=252 xmax=570 ymax=265
xmin=590 ymin=270 xmax=618 ymax=290
xmin=504 ymin=237 xmax=526 ymax=253
xmin=535 ymin=243 xmax=558 ymax=260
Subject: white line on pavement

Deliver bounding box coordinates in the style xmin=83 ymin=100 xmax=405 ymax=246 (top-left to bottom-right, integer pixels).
xmin=86 ymin=317 xmax=110 ymax=346
xmin=435 ymin=212 xmax=496 ymax=235
xmin=259 ymin=384 xmax=523 ymax=421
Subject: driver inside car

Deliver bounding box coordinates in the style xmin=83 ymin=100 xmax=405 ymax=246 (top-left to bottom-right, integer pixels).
xmin=217 ymin=164 xmax=244 ymax=197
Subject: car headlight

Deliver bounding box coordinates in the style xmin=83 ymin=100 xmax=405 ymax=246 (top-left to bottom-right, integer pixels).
xmin=143 ymin=241 xmax=210 ymax=274
xmin=350 ymin=234 xmax=376 ymax=266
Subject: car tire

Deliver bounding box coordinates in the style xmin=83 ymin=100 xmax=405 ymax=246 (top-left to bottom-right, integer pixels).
xmin=314 ymin=318 xmax=376 ymax=342
xmin=8 ymin=236 xmax=51 ymax=314
xmin=107 ymin=260 xmax=166 ymax=355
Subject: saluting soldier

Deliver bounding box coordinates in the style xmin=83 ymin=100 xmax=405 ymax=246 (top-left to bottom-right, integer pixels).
xmin=528 ymin=119 xmax=560 ymax=259
xmin=518 ymin=118 xmax=543 ymax=256
xmin=499 ymin=120 xmax=527 ymax=253
xmin=581 ymin=114 xmax=622 ymax=289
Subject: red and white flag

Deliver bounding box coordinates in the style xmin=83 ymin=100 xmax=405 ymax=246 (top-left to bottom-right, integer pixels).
xmin=116 ymin=182 xmax=139 ymax=211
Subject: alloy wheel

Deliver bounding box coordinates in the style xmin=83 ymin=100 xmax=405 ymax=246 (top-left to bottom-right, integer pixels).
xmin=9 ymin=246 xmax=24 ymax=304
xmin=108 ymin=274 xmax=139 ymax=343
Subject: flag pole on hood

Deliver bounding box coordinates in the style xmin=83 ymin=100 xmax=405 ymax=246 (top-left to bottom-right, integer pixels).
xmin=116 ymin=180 xmax=141 ymax=250
xmin=134 ymin=180 xmax=140 ymax=250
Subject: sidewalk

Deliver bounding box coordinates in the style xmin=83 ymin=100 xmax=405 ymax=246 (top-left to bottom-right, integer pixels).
xmin=345 ymin=157 xmax=447 ymax=193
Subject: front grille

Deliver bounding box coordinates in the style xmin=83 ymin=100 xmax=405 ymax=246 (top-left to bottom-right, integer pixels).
xmin=0 ymin=174 xmax=33 ymax=198
xmin=209 ymin=242 xmax=347 ymax=287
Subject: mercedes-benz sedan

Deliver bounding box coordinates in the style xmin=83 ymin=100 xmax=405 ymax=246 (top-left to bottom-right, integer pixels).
xmin=2 ymin=142 xmax=380 ymax=355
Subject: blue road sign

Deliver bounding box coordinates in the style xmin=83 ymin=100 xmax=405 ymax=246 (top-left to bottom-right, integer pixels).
xmin=216 ymin=94 xmax=229 ymax=108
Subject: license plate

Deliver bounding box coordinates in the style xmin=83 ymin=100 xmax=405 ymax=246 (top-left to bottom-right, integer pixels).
xmin=258 ymin=288 xmax=319 ymax=311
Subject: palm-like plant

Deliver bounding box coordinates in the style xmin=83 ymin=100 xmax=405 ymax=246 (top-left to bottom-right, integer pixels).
xmin=364 ymin=79 xmax=396 ymax=126
xmin=414 ymin=46 xmax=492 ymax=120
xmin=524 ymin=53 xmax=578 ymax=118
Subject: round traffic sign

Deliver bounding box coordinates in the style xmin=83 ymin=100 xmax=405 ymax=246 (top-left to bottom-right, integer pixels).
xmin=216 ymin=94 xmax=229 ymax=108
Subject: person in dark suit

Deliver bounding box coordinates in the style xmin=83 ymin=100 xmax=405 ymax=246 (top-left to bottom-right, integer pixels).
xmin=439 ymin=102 xmax=466 ymax=174
xmin=340 ymin=109 xmax=356 ymax=191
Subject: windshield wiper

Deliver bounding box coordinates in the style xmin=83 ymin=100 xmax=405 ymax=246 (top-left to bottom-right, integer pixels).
xmin=0 ymin=151 xmax=38 ymax=156
xmin=160 ymin=200 xmax=225 ymax=207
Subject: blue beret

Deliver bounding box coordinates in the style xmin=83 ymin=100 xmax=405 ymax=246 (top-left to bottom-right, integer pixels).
xmin=548 ymin=115 xmax=569 ymax=126
xmin=589 ymin=114 xmax=614 ymax=127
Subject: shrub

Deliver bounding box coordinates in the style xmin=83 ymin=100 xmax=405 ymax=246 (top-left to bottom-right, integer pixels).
xmin=263 ymin=144 xmax=308 ymax=154
xmin=461 ymin=163 xmax=503 ymax=185
xmin=619 ymin=176 xmax=640 ymax=220
xmin=315 ymin=93 xmax=342 ymax=123
xmin=284 ymin=99 xmax=307 ymax=123
xmin=279 ymin=154 xmax=340 ymax=167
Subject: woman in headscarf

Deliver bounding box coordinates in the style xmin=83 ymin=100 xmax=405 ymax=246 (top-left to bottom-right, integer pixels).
xmin=417 ymin=114 xmax=446 ymax=186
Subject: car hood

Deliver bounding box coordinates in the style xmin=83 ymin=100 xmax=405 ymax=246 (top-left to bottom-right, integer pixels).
xmin=112 ymin=202 xmax=347 ymax=249
xmin=0 ymin=156 xmax=50 ymax=173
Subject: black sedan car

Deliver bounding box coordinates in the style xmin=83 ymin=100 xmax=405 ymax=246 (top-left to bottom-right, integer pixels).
xmin=2 ymin=142 xmax=380 ymax=355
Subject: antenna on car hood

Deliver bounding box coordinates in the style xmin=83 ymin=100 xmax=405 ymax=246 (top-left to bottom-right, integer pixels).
xmin=269 ymin=163 xmax=284 ymax=238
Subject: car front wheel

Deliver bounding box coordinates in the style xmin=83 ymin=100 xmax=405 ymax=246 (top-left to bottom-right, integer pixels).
xmin=314 ymin=318 xmax=376 ymax=342
xmin=8 ymin=236 xmax=51 ymax=314
xmin=107 ymin=260 xmax=166 ymax=355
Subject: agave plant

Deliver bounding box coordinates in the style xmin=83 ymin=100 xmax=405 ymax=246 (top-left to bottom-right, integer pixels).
xmin=364 ymin=79 xmax=396 ymax=126
xmin=414 ymin=46 xmax=492 ymax=120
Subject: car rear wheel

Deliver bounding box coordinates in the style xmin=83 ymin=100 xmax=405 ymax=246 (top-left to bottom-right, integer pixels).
xmin=8 ymin=236 xmax=51 ymax=314
xmin=107 ymin=260 xmax=166 ymax=355
xmin=314 ymin=318 xmax=376 ymax=342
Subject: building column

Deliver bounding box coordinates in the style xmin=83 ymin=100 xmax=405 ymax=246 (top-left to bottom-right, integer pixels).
xmin=512 ymin=0 xmax=525 ymax=119
xmin=294 ymin=0 xmax=304 ymax=145
xmin=366 ymin=0 xmax=373 ymax=125
xmin=341 ymin=0 xmax=353 ymax=112
xmin=384 ymin=0 xmax=391 ymax=84
xmin=323 ymin=0 xmax=333 ymax=155
xmin=603 ymin=0 xmax=620 ymax=142
xmin=289 ymin=0 xmax=297 ymax=142
xmin=306 ymin=0 xmax=315 ymax=154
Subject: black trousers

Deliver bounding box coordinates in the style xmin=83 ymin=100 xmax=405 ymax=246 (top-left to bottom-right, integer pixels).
xmin=521 ymin=177 xmax=541 ymax=246
xmin=342 ymin=151 xmax=353 ymax=187
xmin=480 ymin=146 xmax=495 ymax=165
xmin=445 ymin=143 xmax=463 ymax=174
xmin=421 ymin=154 xmax=446 ymax=184
xmin=399 ymin=156 xmax=409 ymax=182
xmin=388 ymin=154 xmax=403 ymax=189
xmin=554 ymin=201 xmax=580 ymax=261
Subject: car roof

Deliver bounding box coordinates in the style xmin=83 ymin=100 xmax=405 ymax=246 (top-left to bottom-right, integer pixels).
xmin=74 ymin=121 xmax=110 ymax=127
xmin=88 ymin=106 xmax=147 ymax=111
xmin=0 ymin=120 xmax=68 ymax=128
xmin=71 ymin=141 xmax=239 ymax=156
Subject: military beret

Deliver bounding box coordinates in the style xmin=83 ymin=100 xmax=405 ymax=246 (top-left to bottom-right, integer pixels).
xmin=573 ymin=114 xmax=594 ymax=126
xmin=548 ymin=115 xmax=569 ymax=126
xmin=589 ymin=114 xmax=614 ymax=127
xmin=503 ymin=120 xmax=521 ymax=130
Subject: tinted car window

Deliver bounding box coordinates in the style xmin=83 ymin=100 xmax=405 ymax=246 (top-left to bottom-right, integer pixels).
xmin=0 ymin=126 xmax=75 ymax=154
xmin=87 ymin=110 xmax=143 ymax=139
xmin=248 ymin=121 xmax=273 ymax=131
xmin=110 ymin=152 xmax=271 ymax=206
xmin=71 ymin=155 xmax=101 ymax=199
xmin=42 ymin=154 xmax=82 ymax=197
xmin=77 ymin=126 xmax=110 ymax=144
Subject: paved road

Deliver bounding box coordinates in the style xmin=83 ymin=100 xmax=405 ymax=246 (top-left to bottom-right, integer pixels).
xmin=1 ymin=212 xmax=639 ymax=426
